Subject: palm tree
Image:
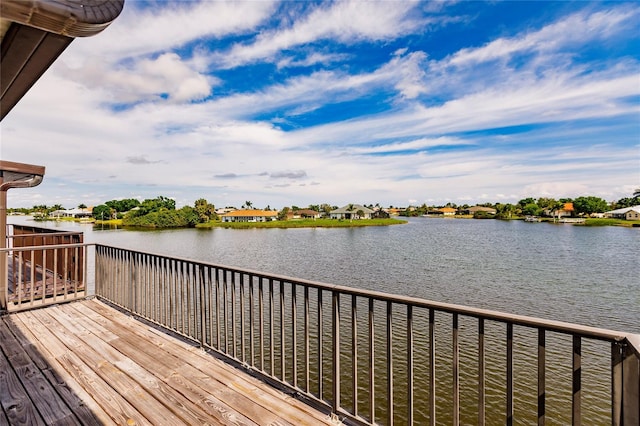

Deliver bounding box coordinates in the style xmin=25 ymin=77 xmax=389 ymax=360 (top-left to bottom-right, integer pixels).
xmin=346 ymin=203 xmax=355 ymax=221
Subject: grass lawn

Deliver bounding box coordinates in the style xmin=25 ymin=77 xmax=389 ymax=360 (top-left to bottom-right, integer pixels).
xmin=196 ymin=218 xmax=407 ymax=229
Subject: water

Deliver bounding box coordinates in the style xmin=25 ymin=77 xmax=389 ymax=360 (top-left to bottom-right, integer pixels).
xmin=11 ymin=216 xmax=639 ymax=333
xmin=9 ymin=216 xmax=638 ymax=424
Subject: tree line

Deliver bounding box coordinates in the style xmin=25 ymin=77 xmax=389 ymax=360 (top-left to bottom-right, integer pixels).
xmin=8 ymin=190 xmax=639 ymax=227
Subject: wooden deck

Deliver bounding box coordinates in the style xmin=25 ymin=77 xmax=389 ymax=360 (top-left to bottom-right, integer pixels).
xmin=0 ymin=299 xmax=340 ymax=425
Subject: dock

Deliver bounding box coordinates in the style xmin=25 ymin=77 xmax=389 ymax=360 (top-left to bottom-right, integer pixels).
xmin=0 ymin=299 xmax=339 ymax=425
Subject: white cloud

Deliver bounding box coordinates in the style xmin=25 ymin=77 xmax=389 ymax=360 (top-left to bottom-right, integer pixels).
xmin=218 ymin=0 xmax=421 ymax=67
xmin=447 ymin=7 xmax=638 ymax=67
xmin=66 ymin=1 xmax=277 ymax=64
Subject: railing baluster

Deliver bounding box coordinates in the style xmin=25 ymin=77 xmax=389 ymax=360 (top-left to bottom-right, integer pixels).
xmin=612 ymin=341 xmax=622 ymax=426
xmin=407 ymin=304 xmax=413 ymax=426
xmin=215 ymin=268 xmax=221 ymax=350
xmin=479 ymin=318 xmax=485 ymax=426
xmin=292 ymin=283 xmax=297 ymax=388
xmin=369 ymin=298 xmax=375 ymax=424
xmin=538 ymin=328 xmax=545 ymax=426
xmin=305 ymin=286 xmax=310 ymax=393
xmin=200 ymin=265 xmax=206 ymax=347
xmin=507 ymin=323 xmax=514 ymax=426
xmin=572 ymin=335 xmax=581 ymax=425
xmin=318 ymin=289 xmax=324 ymax=400
xmin=231 ymin=271 xmax=237 ymax=359
xmin=453 ymin=313 xmax=459 ymax=426
xmin=269 ymin=278 xmax=274 ymax=377
xmin=280 ymin=280 xmax=285 ymax=382
xmin=240 ymin=272 xmax=246 ymax=363
xmin=333 ymin=291 xmax=340 ymax=414
xmin=259 ymin=277 xmax=264 ymax=371
xmin=429 ymin=308 xmax=436 ymax=426
xmin=387 ymin=300 xmax=393 ymax=426
xmin=250 ymin=274 xmax=255 ymax=367
xmin=223 ymin=270 xmax=228 ymax=354
xmin=352 ymin=294 xmax=358 ymax=417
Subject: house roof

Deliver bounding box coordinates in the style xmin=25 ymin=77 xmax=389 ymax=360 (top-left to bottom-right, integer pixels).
xmin=465 ymin=206 xmax=496 ymax=213
xmin=1 ymin=0 xmax=125 ymax=120
xmin=221 ymin=209 xmax=278 ymax=217
xmin=438 ymin=207 xmax=457 ymax=213
xmin=330 ymin=204 xmax=375 ymax=214
xmin=606 ymin=205 xmax=640 ymax=214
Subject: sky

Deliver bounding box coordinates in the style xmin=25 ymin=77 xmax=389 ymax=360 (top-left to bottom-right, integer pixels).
xmin=1 ymin=0 xmax=639 ymax=210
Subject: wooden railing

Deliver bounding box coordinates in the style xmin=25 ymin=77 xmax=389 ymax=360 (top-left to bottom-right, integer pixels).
xmin=1 ymin=225 xmax=88 ymax=312
xmin=95 ymin=245 xmax=640 ymax=426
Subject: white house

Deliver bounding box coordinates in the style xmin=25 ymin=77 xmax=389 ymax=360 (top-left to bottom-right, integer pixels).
xmin=221 ymin=209 xmax=278 ymax=222
xmin=330 ymin=204 xmax=374 ymax=220
xmin=605 ymin=205 xmax=640 ymax=220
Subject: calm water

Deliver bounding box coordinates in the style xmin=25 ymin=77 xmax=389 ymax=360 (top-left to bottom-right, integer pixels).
xmin=11 ymin=216 xmax=639 ymax=333
xmin=9 ymin=216 xmax=639 ymax=424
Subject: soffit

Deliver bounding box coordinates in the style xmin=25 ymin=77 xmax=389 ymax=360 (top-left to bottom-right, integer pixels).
xmin=0 ymin=0 xmax=124 ymax=121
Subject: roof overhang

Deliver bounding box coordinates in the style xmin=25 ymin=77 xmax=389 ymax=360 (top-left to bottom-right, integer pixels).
xmin=0 ymin=160 xmax=46 ymax=191
xmin=0 ymin=0 xmax=125 ymax=120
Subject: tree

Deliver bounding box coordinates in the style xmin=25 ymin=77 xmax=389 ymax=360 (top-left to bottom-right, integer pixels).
xmin=194 ymin=198 xmax=217 ymax=223
xmin=243 ymin=201 xmax=253 ymax=209
xmin=78 ymin=203 xmax=87 ymax=210
xmin=536 ymin=197 xmax=556 ymax=210
xmin=277 ymin=206 xmax=290 ymax=221
xmin=346 ymin=204 xmax=355 ymax=221
xmin=522 ymin=203 xmax=541 ymax=216
xmin=518 ymin=198 xmax=536 ymax=208
xmin=573 ymin=196 xmax=608 ymax=215
xmin=495 ymin=203 xmax=515 ymax=219
xmin=92 ymin=204 xmax=113 ymax=220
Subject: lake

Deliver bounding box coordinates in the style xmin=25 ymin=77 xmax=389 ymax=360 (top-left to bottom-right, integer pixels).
xmin=10 ymin=215 xmax=639 ymax=334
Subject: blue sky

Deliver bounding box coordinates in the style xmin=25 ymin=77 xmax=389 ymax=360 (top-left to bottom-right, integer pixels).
xmin=2 ymin=0 xmax=639 ymax=209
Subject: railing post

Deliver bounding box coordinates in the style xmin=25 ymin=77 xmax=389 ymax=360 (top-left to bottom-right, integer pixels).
xmin=572 ymin=336 xmax=581 ymax=425
xmin=538 ymin=329 xmax=546 ymax=426
xmin=613 ymin=341 xmax=623 ymax=426
xmin=332 ymin=291 xmax=340 ymax=414
xmin=622 ymin=337 xmax=640 ymax=426
xmin=0 ymin=250 xmax=7 ymax=312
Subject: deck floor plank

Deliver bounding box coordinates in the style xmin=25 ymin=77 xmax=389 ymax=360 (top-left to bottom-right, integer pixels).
xmin=1 ymin=299 xmax=339 ymax=425
xmin=0 ymin=322 xmax=46 ymax=426
xmin=31 ymin=307 xmax=188 ymax=426
xmin=65 ymin=302 xmax=258 ymax=426
xmin=12 ymin=309 xmax=152 ymax=425
xmin=51 ymin=303 xmax=228 ymax=426
xmin=84 ymin=299 xmax=333 ymax=426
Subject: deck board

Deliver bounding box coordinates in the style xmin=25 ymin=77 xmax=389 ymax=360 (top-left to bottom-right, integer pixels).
xmin=0 ymin=299 xmax=340 ymax=425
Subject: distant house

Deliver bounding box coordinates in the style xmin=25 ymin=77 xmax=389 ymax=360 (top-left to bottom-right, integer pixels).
xmin=461 ymin=206 xmax=496 ymax=215
xmin=287 ymin=209 xmax=321 ymax=220
xmin=330 ymin=204 xmax=374 ymax=220
xmin=545 ymin=202 xmax=574 ymax=218
xmin=221 ymin=209 xmax=278 ymax=222
xmin=435 ymin=207 xmax=457 ymax=216
xmin=605 ymin=205 xmax=640 ymax=220
xmin=50 ymin=208 xmax=92 ymax=218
